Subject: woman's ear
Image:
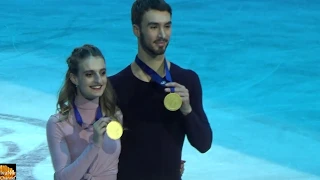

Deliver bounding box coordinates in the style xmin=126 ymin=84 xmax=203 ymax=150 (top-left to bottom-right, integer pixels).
xmin=70 ymin=73 xmax=78 ymax=86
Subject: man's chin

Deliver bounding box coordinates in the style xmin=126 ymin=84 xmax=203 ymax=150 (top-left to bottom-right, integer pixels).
xmin=153 ymin=48 xmax=167 ymax=55
xmin=142 ymin=46 xmax=167 ymax=56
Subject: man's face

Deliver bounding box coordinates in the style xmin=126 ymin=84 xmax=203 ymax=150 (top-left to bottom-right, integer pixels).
xmin=138 ymin=10 xmax=172 ymax=56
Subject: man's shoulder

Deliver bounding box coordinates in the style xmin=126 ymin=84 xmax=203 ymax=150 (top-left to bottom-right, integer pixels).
xmin=170 ymin=62 xmax=202 ymax=93
xmin=108 ymin=65 xmax=131 ymax=84
xmin=171 ymin=62 xmax=199 ymax=80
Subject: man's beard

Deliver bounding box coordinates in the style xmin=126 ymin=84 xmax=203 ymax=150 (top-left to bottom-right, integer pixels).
xmin=139 ymin=32 xmax=169 ymax=57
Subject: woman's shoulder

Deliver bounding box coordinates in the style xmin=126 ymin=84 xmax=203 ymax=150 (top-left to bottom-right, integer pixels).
xmin=46 ymin=112 xmax=73 ymax=134
xmin=47 ymin=113 xmax=68 ymax=124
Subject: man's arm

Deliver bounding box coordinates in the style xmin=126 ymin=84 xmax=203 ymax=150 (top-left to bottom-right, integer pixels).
xmin=183 ymin=70 xmax=213 ymax=153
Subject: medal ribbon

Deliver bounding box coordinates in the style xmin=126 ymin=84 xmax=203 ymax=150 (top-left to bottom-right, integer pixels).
xmin=135 ymin=55 xmax=174 ymax=92
xmin=72 ymin=101 xmax=103 ymax=127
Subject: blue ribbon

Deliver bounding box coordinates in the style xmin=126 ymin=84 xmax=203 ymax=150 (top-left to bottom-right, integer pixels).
xmin=72 ymin=101 xmax=103 ymax=127
xmin=135 ymin=55 xmax=174 ymax=92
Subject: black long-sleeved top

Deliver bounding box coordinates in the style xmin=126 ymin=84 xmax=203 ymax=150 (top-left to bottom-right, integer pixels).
xmin=109 ymin=62 xmax=213 ymax=180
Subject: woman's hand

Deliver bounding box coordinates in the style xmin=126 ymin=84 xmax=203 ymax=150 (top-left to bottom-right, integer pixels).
xmin=92 ymin=117 xmax=112 ymax=147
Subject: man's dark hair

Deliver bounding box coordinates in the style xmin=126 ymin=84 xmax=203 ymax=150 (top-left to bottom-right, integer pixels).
xmin=131 ymin=0 xmax=172 ymax=26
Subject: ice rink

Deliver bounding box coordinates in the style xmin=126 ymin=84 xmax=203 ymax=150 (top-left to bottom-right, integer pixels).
xmin=0 ymin=0 xmax=319 ymax=179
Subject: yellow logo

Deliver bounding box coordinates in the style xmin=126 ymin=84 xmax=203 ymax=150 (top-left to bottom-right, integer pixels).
xmin=0 ymin=165 xmax=16 ymax=180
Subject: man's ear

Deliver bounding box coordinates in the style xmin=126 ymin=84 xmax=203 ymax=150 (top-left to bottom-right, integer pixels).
xmin=70 ymin=73 xmax=78 ymax=86
xmin=133 ymin=24 xmax=140 ymax=38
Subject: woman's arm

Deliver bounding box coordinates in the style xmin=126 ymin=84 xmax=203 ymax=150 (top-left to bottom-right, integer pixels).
xmin=46 ymin=115 xmax=100 ymax=180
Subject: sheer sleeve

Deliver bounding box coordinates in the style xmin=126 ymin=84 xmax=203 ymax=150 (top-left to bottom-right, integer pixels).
xmin=46 ymin=115 xmax=100 ymax=180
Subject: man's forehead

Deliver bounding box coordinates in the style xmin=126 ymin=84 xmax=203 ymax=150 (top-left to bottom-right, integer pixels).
xmin=143 ymin=10 xmax=171 ymax=24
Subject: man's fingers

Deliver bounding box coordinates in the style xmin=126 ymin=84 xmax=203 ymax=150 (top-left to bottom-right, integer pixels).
xmin=165 ymin=82 xmax=184 ymax=88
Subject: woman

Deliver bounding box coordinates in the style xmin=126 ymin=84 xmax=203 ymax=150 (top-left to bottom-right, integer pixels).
xmin=46 ymin=44 xmax=122 ymax=180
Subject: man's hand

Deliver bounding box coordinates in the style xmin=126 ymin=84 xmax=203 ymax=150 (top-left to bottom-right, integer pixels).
xmin=180 ymin=160 xmax=186 ymax=176
xmin=165 ymin=82 xmax=192 ymax=115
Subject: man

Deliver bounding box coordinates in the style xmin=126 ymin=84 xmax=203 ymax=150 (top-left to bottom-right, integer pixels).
xmin=109 ymin=0 xmax=213 ymax=179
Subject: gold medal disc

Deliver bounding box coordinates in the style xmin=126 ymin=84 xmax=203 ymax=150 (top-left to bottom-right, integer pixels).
xmin=164 ymin=93 xmax=182 ymax=111
xmin=106 ymin=120 xmax=123 ymax=140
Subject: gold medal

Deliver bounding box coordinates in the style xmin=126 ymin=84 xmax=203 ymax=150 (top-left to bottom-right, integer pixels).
xmin=106 ymin=120 xmax=123 ymax=140
xmin=164 ymin=93 xmax=182 ymax=111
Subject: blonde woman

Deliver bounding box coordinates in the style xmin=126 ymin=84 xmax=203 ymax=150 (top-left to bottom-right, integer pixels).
xmin=46 ymin=44 xmax=122 ymax=180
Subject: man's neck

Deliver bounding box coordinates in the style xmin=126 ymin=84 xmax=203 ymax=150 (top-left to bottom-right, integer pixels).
xmin=136 ymin=49 xmax=165 ymax=76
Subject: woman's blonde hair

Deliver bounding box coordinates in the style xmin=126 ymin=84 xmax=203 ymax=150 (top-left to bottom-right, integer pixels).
xmin=56 ymin=44 xmax=117 ymax=121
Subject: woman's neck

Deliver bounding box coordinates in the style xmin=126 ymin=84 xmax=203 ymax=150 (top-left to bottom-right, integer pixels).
xmin=74 ymin=93 xmax=99 ymax=110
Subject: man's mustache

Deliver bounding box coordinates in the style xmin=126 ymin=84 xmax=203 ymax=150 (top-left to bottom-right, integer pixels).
xmin=154 ymin=38 xmax=168 ymax=43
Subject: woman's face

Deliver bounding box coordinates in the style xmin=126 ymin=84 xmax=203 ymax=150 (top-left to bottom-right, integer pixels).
xmin=71 ymin=56 xmax=107 ymax=100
